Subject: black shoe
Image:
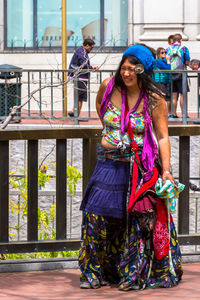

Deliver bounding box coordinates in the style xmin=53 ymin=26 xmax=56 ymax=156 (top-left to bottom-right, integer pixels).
xmin=68 ymin=111 xmax=74 ymax=117
xmin=173 ymin=115 xmax=179 ymax=118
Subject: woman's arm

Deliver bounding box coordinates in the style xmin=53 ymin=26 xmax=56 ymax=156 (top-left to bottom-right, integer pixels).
xmin=152 ymin=96 xmax=175 ymax=184
xmin=96 ymin=77 xmax=111 ymax=125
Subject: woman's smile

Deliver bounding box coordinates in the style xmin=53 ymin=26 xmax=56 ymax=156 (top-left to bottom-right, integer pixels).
xmin=120 ymin=59 xmax=137 ymax=86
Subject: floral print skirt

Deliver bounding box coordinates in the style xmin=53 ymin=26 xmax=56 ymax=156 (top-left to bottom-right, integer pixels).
xmin=118 ymin=213 xmax=183 ymax=290
xmin=78 ymin=211 xmax=126 ymax=288
xmin=78 ymin=211 xmax=183 ymax=290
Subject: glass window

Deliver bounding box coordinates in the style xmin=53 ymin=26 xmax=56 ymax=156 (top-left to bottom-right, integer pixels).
xmin=105 ymin=0 xmax=128 ymax=47
xmin=67 ymin=0 xmax=100 ymax=46
xmin=7 ymin=0 xmax=33 ymax=47
xmin=37 ymin=0 xmax=62 ymax=47
xmin=6 ymin=0 xmax=128 ymax=49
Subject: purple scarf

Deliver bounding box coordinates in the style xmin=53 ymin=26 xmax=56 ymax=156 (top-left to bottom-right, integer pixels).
xmin=100 ymin=78 xmax=158 ymax=181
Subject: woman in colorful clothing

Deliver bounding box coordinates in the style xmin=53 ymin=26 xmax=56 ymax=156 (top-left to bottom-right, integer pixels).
xmin=79 ymin=44 xmax=183 ymax=290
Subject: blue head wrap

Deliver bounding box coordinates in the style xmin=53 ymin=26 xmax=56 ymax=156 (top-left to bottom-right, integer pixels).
xmin=122 ymin=44 xmax=155 ymax=74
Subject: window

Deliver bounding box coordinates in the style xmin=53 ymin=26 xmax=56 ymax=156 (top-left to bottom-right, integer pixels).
xmin=5 ymin=0 xmax=128 ymax=49
xmin=7 ymin=0 xmax=33 ymax=47
xmin=37 ymin=0 xmax=62 ymax=47
xmin=105 ymin=0 xmax=128 ymax=47
xmin=68 ymin=1 xmax=101 ymax=47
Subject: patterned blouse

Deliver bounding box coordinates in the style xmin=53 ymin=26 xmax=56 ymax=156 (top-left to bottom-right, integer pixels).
xmin=102 ymin=101 xmax=145 ymax=147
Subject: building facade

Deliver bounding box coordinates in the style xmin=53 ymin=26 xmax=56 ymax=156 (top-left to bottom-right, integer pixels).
xmin=0 ymin=0 xmax=200 ymax=112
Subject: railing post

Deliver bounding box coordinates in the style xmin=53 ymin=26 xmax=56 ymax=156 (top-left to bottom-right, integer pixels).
xmin=28 ymin=140 xmax=38 ymax=241
xmin=88 ymin=77 xmax=91 ymax=118
xmin=56 ymin=139 xmax=67 ymax=239
xmin=0 ymin=141 xmax=9 ymax=242
xmin=182 ymin=72 xmax=188 ymax=125
xmin=74 ymin=76 xmax=79 ymax=125
xmin=178 ymin=136 xmax=190 ymax=234
xmin=82 ymin=138 xmax=99 ymax=193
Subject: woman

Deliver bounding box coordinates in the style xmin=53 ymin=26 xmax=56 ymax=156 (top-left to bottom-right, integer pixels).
xmin=154 ymin=47 xmax=172 ymax=117
xmin=78 ymin=44 xmax=183 ymax=290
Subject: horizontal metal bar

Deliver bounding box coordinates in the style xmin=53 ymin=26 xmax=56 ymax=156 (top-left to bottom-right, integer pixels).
xmin=182 ymin=252 xmax=200 ymax=256
xmin=0 ymin=68 xmax=199 ymax=74
xmin=0 ymin=126 xmax=200 ymax=141
xmin=0 ymin=235 xmax=199 ymax=254
xmin=0 ymin=68 xmax=117 ymax=73
xmin=5 ymin=117 xmax=100 ymax=121
xmin=178 ymin=234 xmax=200 ymax=245
xmin=0 ymin=240 xmax=80 ymax=254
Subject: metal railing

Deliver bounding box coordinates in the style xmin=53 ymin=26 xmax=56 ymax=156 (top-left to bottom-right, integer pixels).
xmin=0 ymin=68 xmax=200 ymax=125
xmin=0 ymin=68 xmax=115 ymax=125
xmin=0 ymin=126 xmax=200 ymax=255
xmin=154 ymin=69 xmax=200 ymax=125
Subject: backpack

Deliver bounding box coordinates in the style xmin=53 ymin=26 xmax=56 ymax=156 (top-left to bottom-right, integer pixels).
xmin=168 ymin=46 xmax=185 ymax=80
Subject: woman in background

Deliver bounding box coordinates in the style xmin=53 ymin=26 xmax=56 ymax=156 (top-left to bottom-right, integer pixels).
xmin=154 ymin=47 xmax=172 ymax=117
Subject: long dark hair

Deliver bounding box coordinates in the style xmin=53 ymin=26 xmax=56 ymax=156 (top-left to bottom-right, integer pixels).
xmin=114 ymin=54 xmax=163 ymax=98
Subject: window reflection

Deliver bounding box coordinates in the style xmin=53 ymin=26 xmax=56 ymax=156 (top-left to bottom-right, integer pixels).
xmin=67 ymin=0 xmax=100 ymax=46
xmin=7 ymin=0 xmax=33 ymax=47
xmin=38 ymin=0 xmax=62 ymax=47
xmin=6 ymin=0 xmax=128 ymax=49
xmin=105 ymin=0 xmax=128 ymax=47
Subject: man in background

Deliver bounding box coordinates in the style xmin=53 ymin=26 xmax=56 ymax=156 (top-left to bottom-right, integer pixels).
xmin=68 ymin=38 xmax=98 ymax=117
xmin=168 ymin=34 xmax=174 ymax=46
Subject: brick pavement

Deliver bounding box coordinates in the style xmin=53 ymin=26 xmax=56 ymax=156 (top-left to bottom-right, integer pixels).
xmin=0 ymin=263 xmax=199 ymax=299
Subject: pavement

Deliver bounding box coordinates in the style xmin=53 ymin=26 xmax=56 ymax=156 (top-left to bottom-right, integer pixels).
xmin=0 ymin=263 xmax=199 ymax=299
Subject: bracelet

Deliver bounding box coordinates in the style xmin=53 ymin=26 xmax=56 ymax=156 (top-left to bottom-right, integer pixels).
xmin=164 ymin=170 xmax=171 ymax=174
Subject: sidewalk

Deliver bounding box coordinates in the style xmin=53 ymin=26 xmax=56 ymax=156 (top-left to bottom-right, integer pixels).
xmin=0 ymin=263 xmax=199 ymax=299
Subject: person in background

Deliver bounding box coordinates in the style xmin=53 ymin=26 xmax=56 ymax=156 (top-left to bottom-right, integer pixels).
xmin=154 ymin=47 xmax=172 ymax=116
xmin=168 ymin=35 xmax=174 ymax=46
xmin=68 ymin=38 xmax=98 ymax=117
xmin=166 ymin=33 xmax=190 ymax=118
xmin=190 ymin=59 xmax=200 ymax=109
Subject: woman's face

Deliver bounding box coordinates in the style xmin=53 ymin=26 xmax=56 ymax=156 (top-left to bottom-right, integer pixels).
xmin=159 ymin=49 xmax=166 ymax=59
xmin=120 ymin=59 xmax=138 ymax=87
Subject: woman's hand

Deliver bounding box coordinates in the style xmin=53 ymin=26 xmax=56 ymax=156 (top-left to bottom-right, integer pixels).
xmin=162 ymin=170 xmax=178 ymax=188
xmin=166 ymin=55 xmax=171 ymax=64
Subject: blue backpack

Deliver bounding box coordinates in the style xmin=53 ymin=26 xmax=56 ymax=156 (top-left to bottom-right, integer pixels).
xmin=168 ymin=46 xmax=185 ymax=80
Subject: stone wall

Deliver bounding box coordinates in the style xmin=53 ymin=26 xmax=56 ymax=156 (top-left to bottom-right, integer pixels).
xmin=9 ymin=136 xmax=200 ymax=253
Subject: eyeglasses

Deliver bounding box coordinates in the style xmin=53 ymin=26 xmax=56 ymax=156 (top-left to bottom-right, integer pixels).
xmin=121 ymin=66 xmax=136 ymax=74
xmin=160 ymin=51 xmax=166 ymax=54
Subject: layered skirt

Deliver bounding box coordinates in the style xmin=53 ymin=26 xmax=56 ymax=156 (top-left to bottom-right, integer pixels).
xmin=78 ymin=157 xmax=183 ymax=289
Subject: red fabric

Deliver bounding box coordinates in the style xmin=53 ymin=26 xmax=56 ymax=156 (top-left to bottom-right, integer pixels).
xmin=125 ymin=98 xmax=170 ymax=260
xmin=153 ymin=198 xmax=169 ymax=260
xmin=125 ymin=100 xmax=159 ymax=213
xmin=125 ymin=101 xmax=139 ymax=213
xmin=127 ymin=167 xmax=158 ymax=213
xmin=132 ymin=193 xmax=157 ymax=213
